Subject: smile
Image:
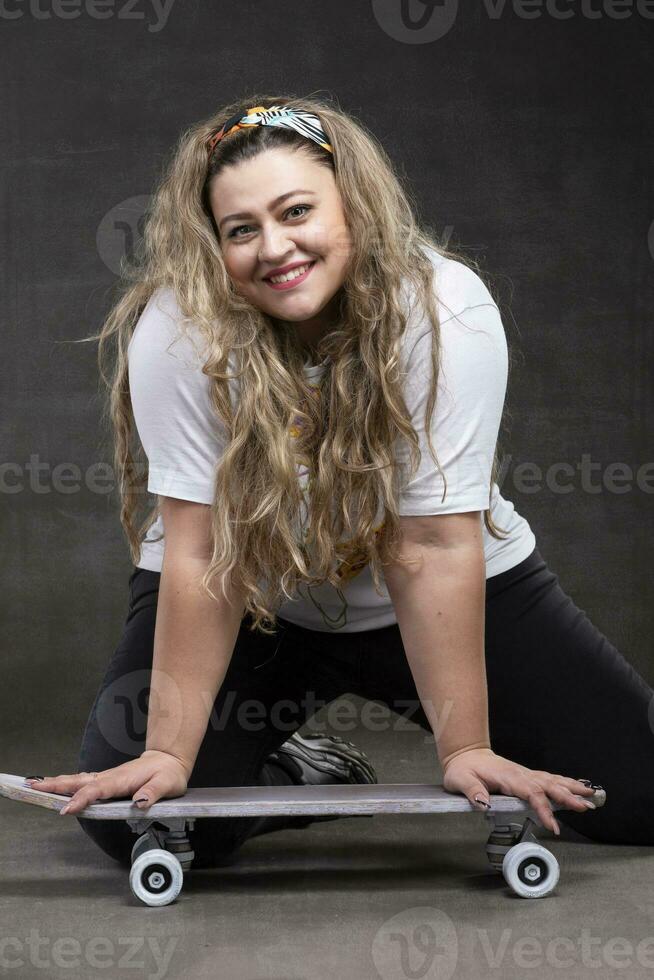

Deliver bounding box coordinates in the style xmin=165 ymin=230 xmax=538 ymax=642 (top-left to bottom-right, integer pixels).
xmin=264 ymin=261 xmax=317 ymax=290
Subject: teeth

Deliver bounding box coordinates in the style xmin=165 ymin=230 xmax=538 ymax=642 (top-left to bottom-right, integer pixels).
xmin=269 ymin=262 xmax=312 ymax=284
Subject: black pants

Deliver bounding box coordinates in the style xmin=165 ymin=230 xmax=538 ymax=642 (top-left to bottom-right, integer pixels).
xmin=77 ymin=546 xmax=654 ymax=868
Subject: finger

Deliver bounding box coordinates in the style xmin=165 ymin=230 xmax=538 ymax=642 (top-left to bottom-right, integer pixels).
xmin=534 ymin=772 xmax=597 ymax=797
xmin=59 ymin=778 xmax=123 ymax=816
xmin=546 ymin=780 xmax=598 ymax=812
xmin=460 ymin=779 xmax=492 ymax=810
xmin=520 ymin=784 xmax=561 ymax=835
xmin=24 ymin=773 xmax=95 ymax=796
xmin=132 ymin=777 xmax=167 ymax=810
xmin=567 ymin=776 xmax=598 ymax=796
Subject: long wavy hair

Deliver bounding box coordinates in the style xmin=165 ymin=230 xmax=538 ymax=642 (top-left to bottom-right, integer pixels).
xmin=86 ymin=92 xmax=513 ymax=635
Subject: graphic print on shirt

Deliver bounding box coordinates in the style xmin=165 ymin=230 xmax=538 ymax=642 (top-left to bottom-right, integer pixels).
xmin=290 ymin=381 xmax=385 ymax=630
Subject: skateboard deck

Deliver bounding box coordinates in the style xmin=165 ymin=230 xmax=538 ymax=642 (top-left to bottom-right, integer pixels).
xmin=0 ymin=773 xmax=606 ymax=906
xmin=0 ymin=772 xmax=606 ymax=819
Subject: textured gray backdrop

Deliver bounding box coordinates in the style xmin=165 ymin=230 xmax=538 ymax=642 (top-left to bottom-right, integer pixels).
xmin=2 ymin=0 xmax=652 ymax=770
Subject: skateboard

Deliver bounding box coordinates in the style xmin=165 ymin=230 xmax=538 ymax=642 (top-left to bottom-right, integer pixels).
xmin=0 ymin=773 xmax=606 ymax=906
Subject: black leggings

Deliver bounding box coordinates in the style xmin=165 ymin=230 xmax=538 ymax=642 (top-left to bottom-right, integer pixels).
xmin=77 ymin=546 xmax=654 ymax=868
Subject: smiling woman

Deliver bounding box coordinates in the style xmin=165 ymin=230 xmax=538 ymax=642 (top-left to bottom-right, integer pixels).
xmin=33 ymin=93 xmax=654 ymax=871
xmin=208 ymin=148 xmax=352 ymax=356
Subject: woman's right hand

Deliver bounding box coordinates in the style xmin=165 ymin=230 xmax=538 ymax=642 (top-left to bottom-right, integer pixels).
xmin=24 ymin=750 xmax=191 ymax=816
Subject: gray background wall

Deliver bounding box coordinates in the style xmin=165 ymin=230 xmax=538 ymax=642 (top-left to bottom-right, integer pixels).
xmin=2 ymin=0 xmax=652 ymax=770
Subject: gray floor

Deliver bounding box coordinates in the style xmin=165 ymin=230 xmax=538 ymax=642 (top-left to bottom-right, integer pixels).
xmin=2 ymin=700 xmax=653 ymax=980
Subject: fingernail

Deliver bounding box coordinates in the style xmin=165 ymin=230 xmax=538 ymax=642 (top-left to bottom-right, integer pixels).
xmin=474 ymin=796 xmax=491 ymax=809
xmin=59 ymin=805 xmax=70 ymax=815
xmin=583 ymin=800 xmax=597 ymax=809
xmin=577 ymin=779 xmax=593 ymax=786
xmin=25 ymin=775 xmax=44 ymax=781
xmin=135 ymin=797 xmax=149 ymax=805
xmin=552 ymin=819 xmax=561 ymax=836
xmin=590 ymin=784 xmax=603 ymax=791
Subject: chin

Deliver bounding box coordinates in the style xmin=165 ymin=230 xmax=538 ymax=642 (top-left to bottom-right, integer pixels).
xmin=271 ymin=300 xmax=325 ymax=322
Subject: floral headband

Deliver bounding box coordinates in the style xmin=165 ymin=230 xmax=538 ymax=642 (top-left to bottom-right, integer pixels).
xmin=207 ymin=104 xmax=333 ymax=158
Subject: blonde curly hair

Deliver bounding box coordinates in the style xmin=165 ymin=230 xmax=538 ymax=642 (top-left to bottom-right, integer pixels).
xmin=84 ymin=91 xmax=511 ymax=635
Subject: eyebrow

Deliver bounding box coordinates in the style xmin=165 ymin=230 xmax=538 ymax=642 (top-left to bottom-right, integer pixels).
xmin=218 ymin=189 xmax=318 ymax=230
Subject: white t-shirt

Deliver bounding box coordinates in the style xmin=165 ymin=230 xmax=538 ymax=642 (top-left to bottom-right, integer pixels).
xmin=128 ymin=250 xmax=536 ymax=632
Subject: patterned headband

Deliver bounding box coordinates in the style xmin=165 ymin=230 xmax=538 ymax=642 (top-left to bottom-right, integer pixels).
xmin=207 ymin=104 xmax=333 ymax=158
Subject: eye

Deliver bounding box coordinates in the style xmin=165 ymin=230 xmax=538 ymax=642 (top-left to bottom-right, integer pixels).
xmin=226 ymin=203 xmax=313 ymax=239
xmin=286 ymin=203 xmax=312 ymax=219
xmin=228 ymin=223 xmax=253 ymax=239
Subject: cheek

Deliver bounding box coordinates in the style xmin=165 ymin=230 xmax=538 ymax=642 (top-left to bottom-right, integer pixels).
xmin=223 ymin=251 xmax=253 ymax=285
xmin=323 ymin=221 xmax=352 ymax=269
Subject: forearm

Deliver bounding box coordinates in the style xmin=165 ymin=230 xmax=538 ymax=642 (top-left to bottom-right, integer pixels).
xmin=145 ymin=552 xmax=245 ymax=777
xmin=384 ymin=541 xmax=490 ymax=769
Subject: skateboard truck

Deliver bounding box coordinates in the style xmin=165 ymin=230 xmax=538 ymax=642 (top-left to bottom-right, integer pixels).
xmin=127 ymin=816 xmax=196 ymax=904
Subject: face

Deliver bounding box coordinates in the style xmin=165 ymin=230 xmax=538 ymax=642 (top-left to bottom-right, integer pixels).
xmin=208 ymin=147 xmax=353 ymax=356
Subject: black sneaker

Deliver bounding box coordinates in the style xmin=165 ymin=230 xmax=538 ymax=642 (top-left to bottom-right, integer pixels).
xmin=265 ymin=731 xmax=377 ymax=826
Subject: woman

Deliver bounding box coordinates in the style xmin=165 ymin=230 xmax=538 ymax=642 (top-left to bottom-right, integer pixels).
xmin=25 ymin=95 xmax=653 ymax=870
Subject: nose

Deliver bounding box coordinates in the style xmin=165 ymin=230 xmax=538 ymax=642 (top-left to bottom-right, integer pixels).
xmin=257 ymin=224 xmax=296 ymax=266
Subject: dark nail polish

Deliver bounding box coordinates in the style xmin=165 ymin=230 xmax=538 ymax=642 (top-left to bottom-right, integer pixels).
xmin=590 ymin=784 xmax=604 ymax=791
xmin=135 ymin=797 xmax=149 ymax=804
xmin=25 ymin=775 xmax=44 ymax=781
xmin=577 ymin=779 xmax=593 ymax=786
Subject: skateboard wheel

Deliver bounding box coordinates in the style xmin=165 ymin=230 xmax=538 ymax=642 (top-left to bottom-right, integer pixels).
xmin=502 ymin=842 xmax=560 ymax=899
xmin=129 ymin=849 xmax=184 ymax=907
xmin=485 ymin=823 xmax=524 ymax=873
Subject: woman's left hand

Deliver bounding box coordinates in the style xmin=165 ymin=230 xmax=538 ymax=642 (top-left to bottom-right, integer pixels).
xmin=442 ymin=748 xmax=598 ymax=835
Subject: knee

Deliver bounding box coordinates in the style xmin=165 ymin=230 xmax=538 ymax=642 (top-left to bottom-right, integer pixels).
xmin=558 ymin=788 xmax=654 ymax=846
xmin=76 ymin=817 xmax=134 ymax=869
xmin=189 ymin=817 xmax=249 ymax=869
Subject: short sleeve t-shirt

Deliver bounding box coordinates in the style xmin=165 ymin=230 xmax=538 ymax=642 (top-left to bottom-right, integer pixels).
xmin=128 ymin=250 xmax=536 ymax=632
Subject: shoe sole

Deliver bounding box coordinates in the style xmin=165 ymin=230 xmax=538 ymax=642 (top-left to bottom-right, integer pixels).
xmin=271 ymin=732 xmax=377 ymax=785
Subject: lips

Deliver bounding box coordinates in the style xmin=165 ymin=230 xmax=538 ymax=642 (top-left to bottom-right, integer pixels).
xmin=263 ymin=260 xmax=316 ymax=281
xmin=263 ymin=261 xmax=317 ymax=290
